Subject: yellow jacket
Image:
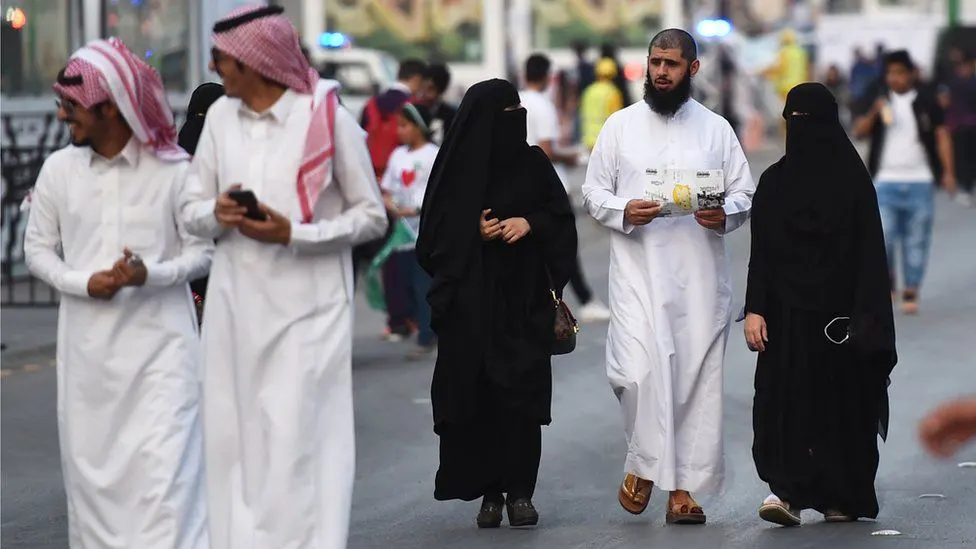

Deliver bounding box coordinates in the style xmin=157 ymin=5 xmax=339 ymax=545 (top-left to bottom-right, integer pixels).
xmin=581 ymin=80 xmax=623 ymax=149
xmin=774 ymin=44 xmax=809 ymax=97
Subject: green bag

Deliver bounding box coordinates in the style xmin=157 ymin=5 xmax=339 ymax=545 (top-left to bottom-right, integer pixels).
xmin=364 ymin=218 xmax=417 ymax=312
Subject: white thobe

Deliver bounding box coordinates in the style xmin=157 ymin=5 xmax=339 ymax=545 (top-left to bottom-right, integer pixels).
xmin=582 ymin=100 xmax=755 ymax=493
xmin=181 ymin=87 xmax=387 ymax=549
xmin=23 ymin=139 xmax=212 ymax=548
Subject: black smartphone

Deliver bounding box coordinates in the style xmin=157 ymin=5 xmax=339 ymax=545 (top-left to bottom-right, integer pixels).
xmin=227 ymin=189 xmax=267 ymax=221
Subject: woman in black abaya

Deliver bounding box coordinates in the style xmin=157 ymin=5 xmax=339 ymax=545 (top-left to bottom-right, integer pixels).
xmin=178 ymin=82 xmax=225 ymax=307
xmin=416 ymin=79 xmax=577 ymax=528
xmin=744 ymin=83 xmax=897 ymax=526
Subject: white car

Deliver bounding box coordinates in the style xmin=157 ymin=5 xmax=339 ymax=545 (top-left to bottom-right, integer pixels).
xmin=307 ymin=47 xmax=400 ymax=121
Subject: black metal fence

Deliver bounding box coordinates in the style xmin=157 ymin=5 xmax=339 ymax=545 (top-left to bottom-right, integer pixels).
xmin=1 ymin=113 xmax=67 ymax=307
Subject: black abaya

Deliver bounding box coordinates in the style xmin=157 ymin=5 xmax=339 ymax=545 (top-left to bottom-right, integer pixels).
xmin=752 ymin=302 xmax=887 ymax=517
xmin=178 ymin=83 xmax=225 ymax=298
xmin=746 ymin=83 xmax=896 ymax=519
xmin=417 ymin=80 xmax=578 ymax=502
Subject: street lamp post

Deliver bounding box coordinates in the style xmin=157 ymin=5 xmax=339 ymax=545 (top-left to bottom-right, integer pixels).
xmin=948 ymin=0 xmax=960 ymax=27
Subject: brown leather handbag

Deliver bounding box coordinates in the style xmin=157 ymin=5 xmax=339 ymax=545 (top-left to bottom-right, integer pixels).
xmin=546 ymin=265 xmax=579 ymax=355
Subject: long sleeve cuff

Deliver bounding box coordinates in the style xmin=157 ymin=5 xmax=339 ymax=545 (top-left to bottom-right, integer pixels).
xmin=61 ymin=270 xmax=94 ymax=297
xmin=523 ymin=212 xmax=551 ymax=239
xmin=744 ymin=271 xmax=767 ymax=316
xmin=713 ymin=202 xmax=750 ymax=235
xmin=607 ymin=195 xmax=634 ymax=234
xmin=145 ymin=262 xmax=176 ymax=287
xmin=592 ymin=194 xmax=635 ymax=234
xmin=287 ymin=221 xmax=322 ymax=253
xmin=186 ymin=198 xmax=225 ymax=240
xmin=745 ymin=295 xmax=766 ymax=316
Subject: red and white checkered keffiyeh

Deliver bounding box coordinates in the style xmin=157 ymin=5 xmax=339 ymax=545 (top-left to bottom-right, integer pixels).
xmin=52 ymin=38 xmax=187 ymax=162
xmin=213 ymin=4 xmax=340 ymax=223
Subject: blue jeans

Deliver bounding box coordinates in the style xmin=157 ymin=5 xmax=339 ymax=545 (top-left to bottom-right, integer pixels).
xmin=875 ymin=182 xmax=934 ymax=290
xmin=400 ymin=249 xmax=435 ymax=346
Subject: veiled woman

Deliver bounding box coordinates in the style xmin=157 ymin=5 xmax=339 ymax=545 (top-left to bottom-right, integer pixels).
xmin=177 ymin=82 xmax=225 ymax=312
xmin=744 ymin=83 xmax=897 ymax=526
xmin=417 ymin=79 xmax=578 ymax=528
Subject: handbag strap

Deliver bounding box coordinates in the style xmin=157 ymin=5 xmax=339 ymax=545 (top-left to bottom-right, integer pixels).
xmin=543 ymin=263 xmax=560 ymax=306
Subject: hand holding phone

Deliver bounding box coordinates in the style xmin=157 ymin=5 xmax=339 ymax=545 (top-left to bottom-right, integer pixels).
xmin=227 ymin=189 xmax=267 ymax=221
xmin=215 ymin=186 xmax=247 ymax=227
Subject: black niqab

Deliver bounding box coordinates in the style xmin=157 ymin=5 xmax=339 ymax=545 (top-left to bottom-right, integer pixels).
xmin=178 ymin=83 xmax=225 ymax=155
xmin=781 ymin=82 xmax=857 ymax=237
xmin=420 ymin=79 xmax=522 ymax=257
xmin=749 ymin=83 xmax=896 ymax=359
xmin=418 ymin=79 xmax=542 ymax=313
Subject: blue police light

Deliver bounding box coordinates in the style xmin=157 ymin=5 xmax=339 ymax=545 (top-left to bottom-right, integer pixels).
xmin=696 ymin=18 xmax=732 ymax=38
xmin=319 ymin=32 xmax=349 ymax=49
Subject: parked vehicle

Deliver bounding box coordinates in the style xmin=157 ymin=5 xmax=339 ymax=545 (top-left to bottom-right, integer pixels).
xmin=307 ymin=46 xmax=399 ymax=120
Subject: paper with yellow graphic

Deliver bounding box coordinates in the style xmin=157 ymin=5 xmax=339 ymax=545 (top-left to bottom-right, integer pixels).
xmin=644 ymin=168 xmax=725 ymax=217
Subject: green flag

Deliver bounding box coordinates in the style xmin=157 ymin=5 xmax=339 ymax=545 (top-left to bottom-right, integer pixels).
xmin=364 ymin=218 xmax=418 ymax=312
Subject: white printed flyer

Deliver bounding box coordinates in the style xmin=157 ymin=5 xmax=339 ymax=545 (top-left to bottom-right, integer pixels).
xmin=643 ymin=168 xmax=725 ymax=217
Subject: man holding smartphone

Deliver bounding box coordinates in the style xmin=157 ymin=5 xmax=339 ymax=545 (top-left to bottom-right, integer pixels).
xmin=180 ymin=6 xmax=387 ymax=549
xmin=24 ymin=38 xmax=212 ymax=548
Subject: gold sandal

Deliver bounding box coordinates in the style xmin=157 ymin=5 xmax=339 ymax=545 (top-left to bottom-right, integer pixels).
xmin=618 ymin=473 xmax=653 ymax=515
xmin=666 ymin=495 xmax=706 ymax=525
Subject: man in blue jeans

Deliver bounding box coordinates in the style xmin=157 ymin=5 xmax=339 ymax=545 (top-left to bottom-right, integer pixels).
xmin=854 ymin=50 xmax=957 ymax=314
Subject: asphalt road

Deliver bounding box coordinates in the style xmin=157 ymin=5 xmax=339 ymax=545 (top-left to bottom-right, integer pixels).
xmin=3 ymin=151 xmax=976 ymax=549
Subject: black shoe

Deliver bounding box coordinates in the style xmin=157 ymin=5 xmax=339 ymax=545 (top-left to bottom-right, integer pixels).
xmin=477 ymin=496 xmax=504 ymax=528
xmin=506 ymin=497 xmax=539 ymax=527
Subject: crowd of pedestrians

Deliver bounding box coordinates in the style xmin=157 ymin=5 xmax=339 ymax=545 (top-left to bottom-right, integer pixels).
xmin=18 ymin=3 xmax=976 ymax=547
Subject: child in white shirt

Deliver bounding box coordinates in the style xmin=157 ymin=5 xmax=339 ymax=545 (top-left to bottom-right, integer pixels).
xmin=379 ymin=103 xmax=439 ymax=359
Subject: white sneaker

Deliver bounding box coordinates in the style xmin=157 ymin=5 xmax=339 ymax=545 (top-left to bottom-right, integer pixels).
xmin=578 ymin=299 xmax=612 ymax=322
xmin=955 ymin=192 xmax=974 ymax=208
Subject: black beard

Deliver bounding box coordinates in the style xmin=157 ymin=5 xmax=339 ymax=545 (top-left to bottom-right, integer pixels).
xmin=643 ymin=70 xmax=692 ymax=117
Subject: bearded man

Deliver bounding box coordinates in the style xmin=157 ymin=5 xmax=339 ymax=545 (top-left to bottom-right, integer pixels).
xmin=181 ymin=5 xmax=387 ymax=548
xmin=581 ymin=29 xmax=755 ymax=524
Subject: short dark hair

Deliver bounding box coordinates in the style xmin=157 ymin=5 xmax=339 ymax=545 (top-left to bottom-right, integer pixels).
xmin=525 ymin=54 xmax=551 ymax=84
xmin=600 ymin=42 xmax=618 ymax=59
xmin=884 ymin=50 xmax=915 ymax=72
xmin=572 ymin=39 xmax=589 ymax=57
xmin=649 ymin=28 xmax=698 ymax=62
xmin=398 ymin=59 xmax=428 ymax=81
xmin=424 ymin=63 xmax=451 ymax=94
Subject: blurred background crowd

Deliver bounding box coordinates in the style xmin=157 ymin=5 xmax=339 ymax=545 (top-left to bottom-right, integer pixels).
xmin=2 ymin=0 xmax=975 ymax=294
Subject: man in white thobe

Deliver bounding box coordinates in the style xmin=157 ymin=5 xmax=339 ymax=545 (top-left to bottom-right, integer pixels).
xmin=24 ymin=38 xmax=211 ymax=548
xmin=582 ymin=29 xmax=755 ymax=524
xmin=181 ymin=6 xmax=387 ymax=548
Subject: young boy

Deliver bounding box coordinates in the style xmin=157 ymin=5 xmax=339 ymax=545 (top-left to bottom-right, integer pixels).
xmin=380 ymin=103 xmax=440 ymax=359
